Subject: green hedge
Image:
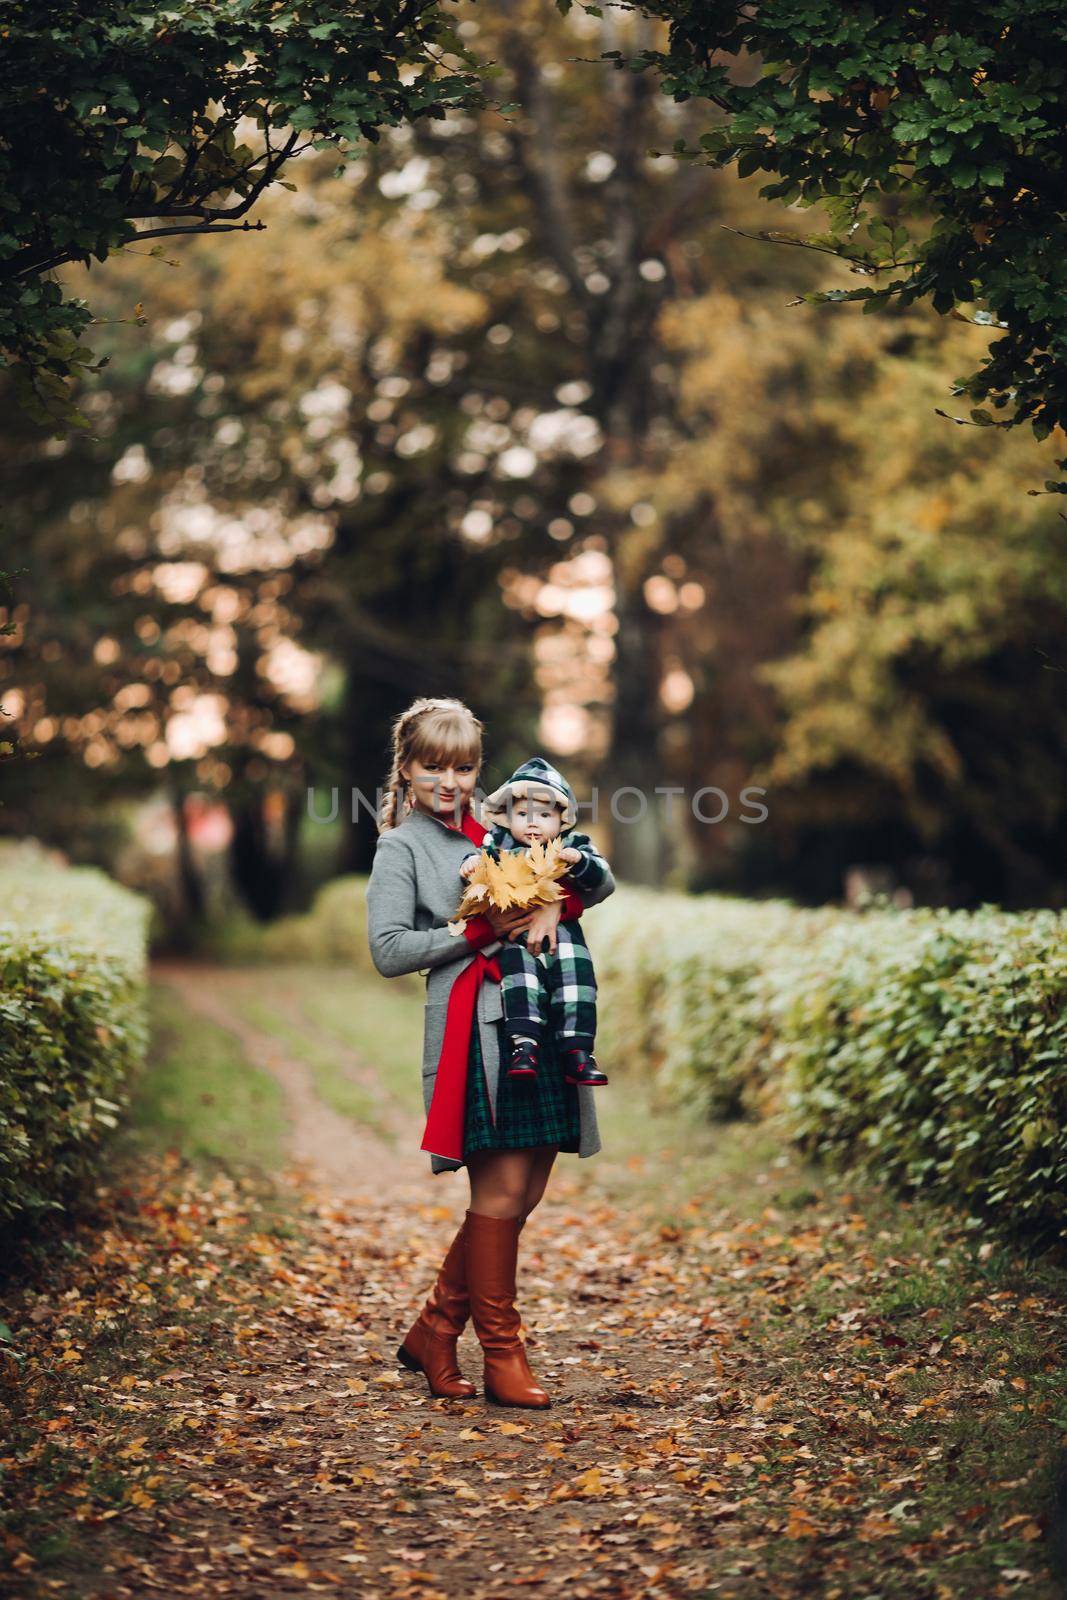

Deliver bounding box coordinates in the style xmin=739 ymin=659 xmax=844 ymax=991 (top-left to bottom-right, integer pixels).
xmin=0 ymin=843 xmax=151 ymax=1223
xmin=207 ymin=870 xmax=1067 ymax=1233
xmin=590 ymin=890 xmax=1067 ymax=1235
xmin=200 ymin=877 xmax=376 ymax=971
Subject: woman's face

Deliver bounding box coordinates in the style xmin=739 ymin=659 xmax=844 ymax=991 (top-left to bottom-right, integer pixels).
xmin=401 ymin=752 xmax=479 ymax=820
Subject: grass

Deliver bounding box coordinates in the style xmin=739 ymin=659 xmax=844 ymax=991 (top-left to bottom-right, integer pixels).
xmin=579 ymin=1044 xmax=843 ymax=1235
xmin=273 ymin=963 xmax=425 ymax=1112
xmin=149 ymin=962 xmax=425 ymax=1148
xmin=215 ymin=968 xmax=421 ymax=1148
xmin=117 ymin=982 xmax=290 ymax=1172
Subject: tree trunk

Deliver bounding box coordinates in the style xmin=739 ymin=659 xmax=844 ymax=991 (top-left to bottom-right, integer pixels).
xmin=168 ymin=771 xmax=206 ymax=924
xmin=601 ymin=576 xmax=669 ymax=884
xmin=227 ymin=784 xmax=302 ymax=922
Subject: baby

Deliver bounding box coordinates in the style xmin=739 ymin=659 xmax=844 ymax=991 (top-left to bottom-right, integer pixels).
xmin=459 ymin=756 xmax=609 ymax=1088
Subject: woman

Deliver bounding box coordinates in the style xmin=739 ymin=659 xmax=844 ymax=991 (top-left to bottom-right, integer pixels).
xmin=365 ymin=696 xmax=615 ymax=1409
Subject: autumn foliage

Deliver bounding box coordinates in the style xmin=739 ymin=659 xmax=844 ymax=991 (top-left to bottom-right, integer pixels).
xmin=448 ymin=839 xmax=570 ymax=933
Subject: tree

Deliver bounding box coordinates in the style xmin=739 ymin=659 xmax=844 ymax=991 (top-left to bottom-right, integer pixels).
xmin=0 ymin=158 xmax=526 ymax=905
xmin=414 ymin=0 xmax=830 ymax=883
xmin=594 ymin=0 xmax=1067 ymax=487
xmin=0 ymin=0 xmax=484 ymax=428
xmin=603 ymin=282 xmax=1067 ymax=907
xmin=3 ymin=2 xmax=825 ymax=895
xmin=11 ymin=3 xmax=1063 ymax=912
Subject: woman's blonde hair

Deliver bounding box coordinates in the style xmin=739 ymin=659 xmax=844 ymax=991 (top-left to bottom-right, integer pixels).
xmin=378 ymin=697 xmax=485 ymax=832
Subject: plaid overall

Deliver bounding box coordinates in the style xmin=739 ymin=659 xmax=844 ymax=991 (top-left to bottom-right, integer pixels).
xmin=496 ymin=920 xmax=598 ymax=1054
xmin=459 ymin=823 xmax=608 ymax=1070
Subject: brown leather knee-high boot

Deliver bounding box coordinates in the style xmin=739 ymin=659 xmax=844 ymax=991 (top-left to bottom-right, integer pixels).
xmin=464 ymin=1209 xmax=550 ymax=1408
xmin=397 ymin=1218 xmax=476 ymax=1398
xmin=397 ymin=1214 xmax=530 ymax=1399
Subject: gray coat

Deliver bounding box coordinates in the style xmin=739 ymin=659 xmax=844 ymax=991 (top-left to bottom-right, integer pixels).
xmin=365 ymin=804 xmax=615 ymax=1175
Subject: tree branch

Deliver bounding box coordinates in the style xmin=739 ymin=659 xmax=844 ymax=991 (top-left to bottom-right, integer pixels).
xmin=4 ymin=133 xmax=309 ymax=283
xmin=127 ymin=220 xmax=270 ymax=243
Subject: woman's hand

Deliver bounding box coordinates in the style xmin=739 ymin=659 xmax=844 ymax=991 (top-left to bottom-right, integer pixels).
xmin=485 ymin=903 xmax=536 ymax=941
xmin=521 ymin=898 xmax=563 ymax=957
xmin=484 ymin=898 xmax=564 ymax=955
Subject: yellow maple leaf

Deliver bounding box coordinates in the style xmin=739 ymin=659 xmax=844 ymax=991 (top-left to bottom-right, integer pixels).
xmin=450 ymin=838 xmax=571 ymax=927
xmin=493 ymin=850 xmax=530 ymax=909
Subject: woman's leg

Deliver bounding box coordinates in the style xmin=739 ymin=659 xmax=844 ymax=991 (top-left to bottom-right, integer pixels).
xmin=466 ymin=1148 xmax=536 ymax=1217
xmin=463 ymin=1148 xmax=553 ymax=1407
xmin=521 ymin=1145 xmax=559 ymax=1219
xmin=465 ymin=1145 xmax=560 ymax=1220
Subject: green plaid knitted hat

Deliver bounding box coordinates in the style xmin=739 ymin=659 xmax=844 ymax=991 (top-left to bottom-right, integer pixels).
xmin=481 ymin=755 xmax=577 ymax=831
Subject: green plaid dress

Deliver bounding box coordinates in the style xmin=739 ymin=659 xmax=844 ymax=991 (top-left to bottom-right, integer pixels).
xmin=463 ymin=1017 xmax=582 ymax=1155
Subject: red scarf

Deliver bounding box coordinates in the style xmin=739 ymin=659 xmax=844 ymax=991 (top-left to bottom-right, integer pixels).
xmin=420 ymin=807 xmax=500 ymax=1161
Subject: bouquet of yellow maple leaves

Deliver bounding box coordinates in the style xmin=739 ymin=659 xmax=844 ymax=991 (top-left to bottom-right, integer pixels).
xmin=447 ymin=837 xmax=571 ymax=936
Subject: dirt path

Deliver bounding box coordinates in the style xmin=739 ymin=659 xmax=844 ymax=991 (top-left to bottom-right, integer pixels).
xmin=153 ymin=961 xmax=423 ymax=1205
xmin=2 ymin=965 xmax=1061 ymax=1600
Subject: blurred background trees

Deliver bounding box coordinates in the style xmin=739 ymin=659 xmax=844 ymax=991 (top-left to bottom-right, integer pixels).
xmin=3 ymin=1 xmax=1065 ymax=934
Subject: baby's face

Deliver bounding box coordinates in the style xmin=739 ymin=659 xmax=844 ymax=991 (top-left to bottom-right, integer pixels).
xmin=509 ymin=794 xmax=564 ymax=844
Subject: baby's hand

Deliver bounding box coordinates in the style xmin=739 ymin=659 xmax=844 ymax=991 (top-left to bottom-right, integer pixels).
xmin=560 ymin=847 xmax=582 ymax=864
xmin=459 ymin=854 xmax=479 ymax=880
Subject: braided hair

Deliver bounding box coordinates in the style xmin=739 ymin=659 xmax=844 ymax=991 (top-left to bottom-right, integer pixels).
xmin=378 ymin=697 xmax=485 ymax=833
